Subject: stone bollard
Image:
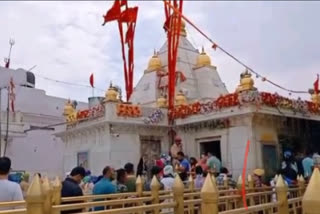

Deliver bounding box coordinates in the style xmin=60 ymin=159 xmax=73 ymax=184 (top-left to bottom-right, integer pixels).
xmin=42 ymin=177 xmax=53 ymax=214
xmin=302 ymin=168 xmax=320 ymax=214
xmin=52 ymin=177 xmax=62 ymax=206
xmin=173 ymin=175 xmax=185 ymax=214
xmin=276 ymin=175 xmax=289 ymax=214
xmin=201 ymin=173 xmax=218 ymax=214
xmin=150 ymin=175 xmax=160 ymax=214
xmin=26 ymin=174 xmax=45 ymax=214
xmin=188 ymin=175 xmax=194 ymax=214
xmin=298 ymin=175 xmax=305 ymax=197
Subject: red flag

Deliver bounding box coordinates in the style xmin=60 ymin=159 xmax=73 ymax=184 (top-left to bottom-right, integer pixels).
xmin=120 ymin=7 xmax=138 ymax=23
xmin=120 ymin=0 xmax=127 ymax=7
xmin=314 ymin=74 xmax=319 ymax=94
xmin=212 ymin=43 xmax=218 ymax=51
xmin=4 ymin=58 xmax=10 ymax=68
xmin=89 ymin=73 xmax=94 ymax=88
xmin=102 ymin=1 xmax=121 ymax=26
xmin=125 ymin=23 xmax=134 ymax=44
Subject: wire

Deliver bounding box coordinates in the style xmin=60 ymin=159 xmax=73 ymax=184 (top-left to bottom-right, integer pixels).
xmin=34 ymin=73 xmax=105 ymax=92
xmin=163 ymin=0 xmax=309 ymax=95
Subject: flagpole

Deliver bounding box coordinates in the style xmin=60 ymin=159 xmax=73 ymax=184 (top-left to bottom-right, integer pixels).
xmin=3 ymin=87 xmax=9 ymax=156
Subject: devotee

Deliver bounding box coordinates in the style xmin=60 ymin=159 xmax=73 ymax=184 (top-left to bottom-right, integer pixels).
xmin=144 ymin=166 xmax=164 ymax=191
xmin=198 ymin=153 xmax=208 ymax=172
xmin=189 ymin=157 xmax=198 ymax=178
xmin=161 ymin=165 xmax=175 ymax=190
xmin=170 ymin=136 xmax=183 ymax=165
xmin=176 ymin=151 xmax=190 ymax=181
xmin=207 ymin=152 xmax=221 ymax=174
xmin=61 ymin=166 xmax=86 ymax=214
xmin=114 ymin=168 xmax=128 ymax=193
xmin=281 ymin=151 xmax=298 ymax=173
xmin=302 ymin=150 xmax=314 ymax=179
xmin=216 ymin=167 xmax=236 ymax=188
xmin=252 ymin=168 xmax=265 ymax=188
xmin=20 ymin=173 xmax=30 ymax=198
xmin=0 ymin=157 xmax=23 ymax=210
xmin=312 ymin=152 xmax=320 ymax=169
xmin=194 ymin=166 xmax=205 ymax=189
xmin=93 ymin=166 xmax=116 ymax=211
xmin=154 ymin=155 xmax=165 ymax=177
xmin=124 ymin=162 xmax=136 ymax=192
xmin=295 ymin=152 xmax=305 ymax=177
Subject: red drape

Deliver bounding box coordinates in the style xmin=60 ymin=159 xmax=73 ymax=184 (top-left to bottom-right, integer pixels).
xmin=314 ymin=74 xmax=319 ymax=94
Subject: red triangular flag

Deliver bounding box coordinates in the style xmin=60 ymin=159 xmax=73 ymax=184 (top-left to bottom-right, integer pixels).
xmin=89 ymin=74 xmax=94 ymax=88
xmin=120 ymin=7 xmax=138 ymax=23
xmin=212 ymin=43 xmax=218 ymax=51
xmin=314 ymin=74 xmax=319 ymax=94
xmin=120 ymin=0 xmax=127 ymax=7
xmin=125 ymin=23 xmax=135 ymax=44
xmin=102 ymin=1 xmax=121 ymax=26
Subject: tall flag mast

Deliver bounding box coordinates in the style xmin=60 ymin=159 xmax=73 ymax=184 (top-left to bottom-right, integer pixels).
xmin=4 ymin=38 xmax=15 ymax=69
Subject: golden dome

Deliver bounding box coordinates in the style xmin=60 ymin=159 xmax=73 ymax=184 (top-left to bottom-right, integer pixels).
xmin=175 ymin=91 xmax=187 ymax=106
xmin=157 ymin=96 xmax=167 ymax=108
xmin=105 ymin=83 xmax=119 ymax=102
xmin=169 ymin=15 xmax=187 ymax=37
xmin=196 ymin=47 xmax=211 ymax=67
xmin=236 ymin=69 xmax=256 ymax=92
xmin=147 ymin=51 xmax=162 ymax=71
xmin=63 ymin=99 xmax=74 ymax=116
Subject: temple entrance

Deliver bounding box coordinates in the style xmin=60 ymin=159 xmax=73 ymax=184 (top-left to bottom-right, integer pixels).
xmin=199 ymin=140 xmax=221 ymax=160
xmin=262 ymin=144 xmax=279 ymax=182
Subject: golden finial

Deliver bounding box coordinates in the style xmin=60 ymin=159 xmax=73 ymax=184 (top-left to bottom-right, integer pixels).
xmin=236 ymin=68 xmax=256 ymax=92
xmin=147 ymin=49 xmax=162 ymax=71
xmin=196 ymin=46 xmax=212 ymax=67
xmin=173 ymin=175 xmax=185 ymax=214
xmin=201 ymin=173 xmax=218 ymax=193
xmin=105 ymin=83 xmax=119 ymax=102
xmin=303 ymin=168 xmax=320 ymax=213
xmin=175 ymin=91 xmax=187 ymax=106
xmin=27 ymin=174 xmax=43 ymax=198
xmin=157 ymin=96 xmax=167 ymax=108
xmin=26 ymin=174 xmax=45 ymax=214
xmin=276 ymin=175 xmax=286 ymax=188
xmin=276 ymin=174 xmax=289 ymax=213
xmin=274 ymin=174 xmax=279 ymax=182
xmin=42 ymin=177 xmax=52 ymax=214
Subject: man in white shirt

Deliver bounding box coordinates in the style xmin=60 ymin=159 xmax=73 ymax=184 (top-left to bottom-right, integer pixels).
xmin=0 ymin=157 xmax=23 ymax=210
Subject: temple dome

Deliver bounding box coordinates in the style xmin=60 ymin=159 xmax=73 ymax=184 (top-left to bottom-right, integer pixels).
xmin=196 ymin=47 xmax=211 ymax=67
xmin=147 ymin=51 xmax=162 ymax=71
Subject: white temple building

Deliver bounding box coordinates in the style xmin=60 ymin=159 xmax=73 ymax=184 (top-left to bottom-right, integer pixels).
xmin=56 ymin=21 xmax=320 ymax=181
xmin=0 ymin=66 xmax=86 ymax=177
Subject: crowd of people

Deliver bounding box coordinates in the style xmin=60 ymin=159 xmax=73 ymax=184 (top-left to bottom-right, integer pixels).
xmin=0 ymin=137 xmax=319 ymax=212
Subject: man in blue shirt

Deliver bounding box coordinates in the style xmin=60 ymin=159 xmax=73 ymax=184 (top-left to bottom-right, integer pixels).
xmin=177 ymin=152 xmax=190 ymax=181
xmin=93 ymin=166 xmax=116 ymax=211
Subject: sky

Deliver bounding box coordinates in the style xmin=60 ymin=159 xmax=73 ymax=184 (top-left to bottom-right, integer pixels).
xmin=1 ymin=1 xmax=320 ymax=102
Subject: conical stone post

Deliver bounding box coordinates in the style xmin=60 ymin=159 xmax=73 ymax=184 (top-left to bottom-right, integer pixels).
xmin=237 ymin=175 xmax=244 ymax=207
xmin=302 ymin=168 xmax=320 ymax=214
xmin=173 ymin=175 xmax=185 ymax=214
xmin=223 ymin=174 xmax=228 ymax=188
xmin=136 ymin=176 xmax=143 ymax=197
xmin=276 ymin=175 xmax=289 ymax=214
xmin=201 ymin=174 xmax=218 ymax=214
xmin=26 ymin=174 xmax=45 ymax=214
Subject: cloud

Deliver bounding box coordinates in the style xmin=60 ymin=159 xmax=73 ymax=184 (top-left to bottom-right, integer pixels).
xmin=0 ymin=1 xmax=319 ymax=102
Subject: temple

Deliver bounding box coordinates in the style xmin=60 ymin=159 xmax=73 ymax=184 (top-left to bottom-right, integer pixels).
xmin=56 ymin=20 xmax=320 ymax=181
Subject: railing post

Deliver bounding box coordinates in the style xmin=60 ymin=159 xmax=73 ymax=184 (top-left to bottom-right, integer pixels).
xmin=302 ymin=168 xmax=320 ymax=214
xmin=248 ymin=174 xmax=254 ymax=206
xmin=52 ymin=177 xmax=62 ymax=206
xmin=276 ymin=175 xmax=289 ymax=214
xmin=136 ymin=176 xmax=143 ymax=197
xmin=188 ymin=175 xmax=194 ymax=214
xmin=237 ymin=175 xmax=243 ymax=208
xmin=173 ymin=175 xmax=184 ymax=214
xmin=42 ymin=177 xmax=53 ymax=214
xmin=150 ymin=175 xmax=160 ymax=214
xmin=298 ymin=175 xmax=305 ymax=196
xmin=201 ymin=174 xmax=218 ymax=214
xmin=26 ymin=174 xmax=45 ymax=214
xmin=223 ymin=174 xmax=228 ymax=189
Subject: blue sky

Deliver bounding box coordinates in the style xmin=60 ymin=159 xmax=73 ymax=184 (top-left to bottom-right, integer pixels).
xmin=1 ymin=1 xmax=320 ymax=102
